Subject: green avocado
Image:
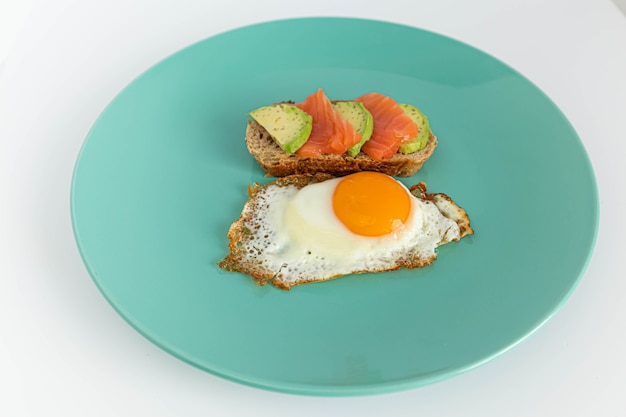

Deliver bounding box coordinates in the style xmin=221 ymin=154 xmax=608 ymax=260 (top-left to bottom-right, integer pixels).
xmin=398 ymin=103 xmax=430 ymax=154
xmin=248 ymin=104 xmax=313 ymax=154
xmin=333 ymin=101 xmax=374 ymax=157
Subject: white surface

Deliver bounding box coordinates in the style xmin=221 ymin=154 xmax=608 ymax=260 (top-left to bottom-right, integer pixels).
xmin=0 ymin=0 xmax=32 ymax=68
xmin=1 ymin=0 xmax=625 ymax=415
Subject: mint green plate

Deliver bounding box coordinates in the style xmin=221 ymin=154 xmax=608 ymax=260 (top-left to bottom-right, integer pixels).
xmin=71 ymin=18 xmax=598 ymax=396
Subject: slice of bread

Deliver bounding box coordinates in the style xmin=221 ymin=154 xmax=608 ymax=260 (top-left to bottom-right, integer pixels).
xmin=245 ymin=120 xmax=438 ymax=177
xmin=218 ymin=174 xmax=473 ymax=290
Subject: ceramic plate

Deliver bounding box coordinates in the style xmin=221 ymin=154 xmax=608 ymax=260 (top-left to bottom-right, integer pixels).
xmin=71 ymin=18 xmax=598 ymax=395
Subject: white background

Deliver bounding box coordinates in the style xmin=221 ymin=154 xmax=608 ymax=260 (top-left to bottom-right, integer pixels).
xmin=2 ymin=0 xmax=626 ymax=415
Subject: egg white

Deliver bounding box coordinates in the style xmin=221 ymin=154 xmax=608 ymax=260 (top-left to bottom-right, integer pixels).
xmin=240 ymin=177 xmax=460 ymax=285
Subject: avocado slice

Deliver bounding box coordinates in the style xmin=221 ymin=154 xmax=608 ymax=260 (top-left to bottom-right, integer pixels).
xmin=398 ymin=103 xmax=430 ymax=154
xmin=248 ymin=104 xmax=313 ymax=154
xmin=333 ymin=101 xmax=374 ymax=157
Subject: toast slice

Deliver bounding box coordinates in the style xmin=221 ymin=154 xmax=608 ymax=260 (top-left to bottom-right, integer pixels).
xmin=218 ymin=174 xmax=473 ymax=290
xmin=245 ymin=120 xmax=438 ymax=177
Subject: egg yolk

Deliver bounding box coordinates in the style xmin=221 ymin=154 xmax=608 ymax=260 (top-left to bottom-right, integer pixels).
xmin=332 ymin=172 xmax=412 ymax=237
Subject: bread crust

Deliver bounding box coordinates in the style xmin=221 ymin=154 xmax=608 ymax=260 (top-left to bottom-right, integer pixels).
xmin=218 ymin=174 xmax=473 ymax=290
xmin=245 ymin=120 xmax=438 ymax=178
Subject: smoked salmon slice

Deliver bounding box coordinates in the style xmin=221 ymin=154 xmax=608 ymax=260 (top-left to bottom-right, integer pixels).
xmin=355 ymin=92 xmax=419 ymax=160
xmin=295 ymin=88 xmax=362 ymax=157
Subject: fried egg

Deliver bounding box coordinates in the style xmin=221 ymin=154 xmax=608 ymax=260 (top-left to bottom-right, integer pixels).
xmin=219 ymin=172 xmax=472 ymax=289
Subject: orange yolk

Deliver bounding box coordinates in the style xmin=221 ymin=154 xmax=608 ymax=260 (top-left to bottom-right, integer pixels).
xmin=332 ymin=172 xmax=412 ymax=237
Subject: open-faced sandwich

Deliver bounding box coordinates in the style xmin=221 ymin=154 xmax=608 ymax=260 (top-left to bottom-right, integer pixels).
xmin=245 ymin=89 xmax=437 ymax=177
